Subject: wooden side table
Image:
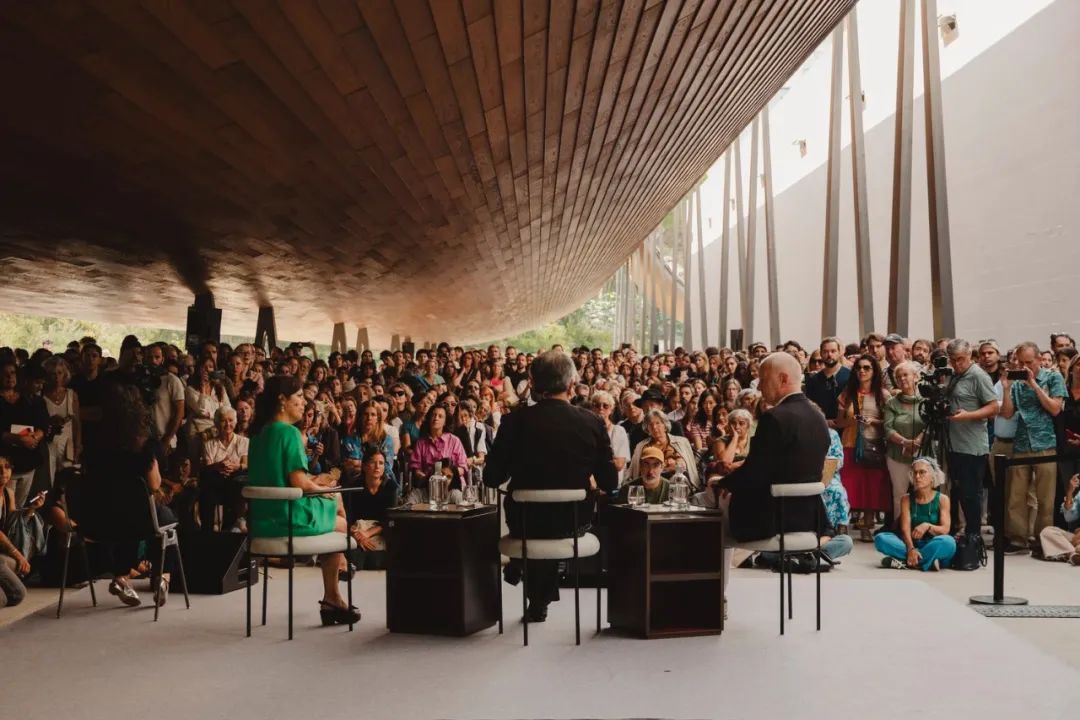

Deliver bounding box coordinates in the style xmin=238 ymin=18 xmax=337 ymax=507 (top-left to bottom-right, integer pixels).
xmin=385 ymin=504 xmax=500 ymax=636
xmin=607 ymin=504 xmax=725 ymax=638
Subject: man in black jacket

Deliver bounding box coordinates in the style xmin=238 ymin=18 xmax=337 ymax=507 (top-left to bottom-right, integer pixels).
xmin=716 ymin=352 xmax=830 ymax=543
xmin=485 ymin=351 xmax=618 ymax=622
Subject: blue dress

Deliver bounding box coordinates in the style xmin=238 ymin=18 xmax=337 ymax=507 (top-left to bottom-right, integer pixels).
xmin=822 ymin=429 xmax=850 ymax=526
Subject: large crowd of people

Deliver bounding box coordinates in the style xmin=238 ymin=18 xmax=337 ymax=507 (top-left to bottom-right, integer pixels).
xmin=1 ymin=328 xmax=1078 ymax=619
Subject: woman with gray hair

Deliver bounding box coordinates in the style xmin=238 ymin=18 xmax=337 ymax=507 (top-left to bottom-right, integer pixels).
xmin=873 ymin=457 xmax=956 ymax=570
xmin=883 ymin=361 xmax=926 ymax=523
xmin=628 ymin=409 xmax=699 ymax=488
xmin=590 ymin=390 xmax=630 ymax=479
xmin=199 ymin=405 xmax=249 ymax=531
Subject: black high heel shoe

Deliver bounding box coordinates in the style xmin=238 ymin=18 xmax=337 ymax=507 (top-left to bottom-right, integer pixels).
xmin=319 ymin=601 xmax=361 ymax=626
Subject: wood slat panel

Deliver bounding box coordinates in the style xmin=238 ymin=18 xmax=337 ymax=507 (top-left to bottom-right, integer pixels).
xmin=0 ymin=0 xmax=854 ymax=343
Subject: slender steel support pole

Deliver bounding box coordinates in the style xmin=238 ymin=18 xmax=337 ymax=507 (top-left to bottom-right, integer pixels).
xmin=761 ymin=106 xmax=780 ymax=348
xmin=694 ymin=185 xmax=707 ymax=349
xmin=649 ymin=233 xmax=659 ymax=352
xmin=889 ymin=0 xmax=915 ymax=336
xmin=921 ymin=0 xmax=956 ymax=338
xmin=745 ymin=116 xmax=760 ymax=343
xmin=638 ymin=244 xmax=648 ymax=352
xmin=847 ymin=9 xmax=875 ymax=336
xmin=682 ymin=195 xmax=694 ymax=348
xmin=668 ymin=208 xmax=680 ymax=350
xmin=719 ymin=152 xmax=732 ymax=346
xmin=733 ymin=136 xmax=747 ymax=337
xmin=821 ymin=25 xmax=844 ymax=338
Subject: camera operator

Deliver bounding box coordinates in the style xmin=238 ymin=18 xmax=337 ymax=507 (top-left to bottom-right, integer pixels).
xmin=944 ymin=339 xmax=998 ymax=538
xmin=147 ymin=342 xmax=185 ymax=466
xmin=1000 ymin=341 xmax=1065 ymax=554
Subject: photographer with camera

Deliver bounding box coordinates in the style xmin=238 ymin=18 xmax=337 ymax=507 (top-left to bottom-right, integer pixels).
xmin=944 ymin=339 xmax=998 ymax=538
xmin=1000 ymin=341 xmax=1065 ymax=554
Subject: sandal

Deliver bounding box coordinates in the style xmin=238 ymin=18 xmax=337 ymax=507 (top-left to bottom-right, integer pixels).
xmin=319 ymin=600 xmax=361 ymax=626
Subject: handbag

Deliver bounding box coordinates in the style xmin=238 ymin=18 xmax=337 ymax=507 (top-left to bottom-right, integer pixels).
xmin=951 ymin=532 xmax=987 ymax=571
xmin=852 ymin=394 xmax=885 ymax=468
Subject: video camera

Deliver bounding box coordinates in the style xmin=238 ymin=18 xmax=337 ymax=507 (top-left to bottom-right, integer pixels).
xmin=131 ymin=363 xmax=165 ymax=405
xmin=917 ymin=355 xmax=954 ymax=425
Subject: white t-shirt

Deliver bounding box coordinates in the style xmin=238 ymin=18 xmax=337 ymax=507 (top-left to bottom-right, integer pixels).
xmin=186 ymin=384 xmax=231 ymax=434
xmin=153 ymin=372 xmax=186 ymax=448
xmin=608 ymin=423 xmax=631 ymax=483
xmin=202 ymin=433 xmax=250 ymax=467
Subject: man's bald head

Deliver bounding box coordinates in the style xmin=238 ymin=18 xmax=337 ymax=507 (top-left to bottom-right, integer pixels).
xmin=759 ymin=352 xmax=803 ymax=405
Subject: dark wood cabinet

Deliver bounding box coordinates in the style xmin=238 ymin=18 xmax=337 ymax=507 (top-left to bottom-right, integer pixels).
xmin=607 ymin=505 xmax=725 ymax=639
xmin=385 ymin=504 xmax=500 ymax=636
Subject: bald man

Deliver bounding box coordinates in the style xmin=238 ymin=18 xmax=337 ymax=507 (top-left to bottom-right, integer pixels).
xmin=715 ymin=352 xmax=830 ymax=542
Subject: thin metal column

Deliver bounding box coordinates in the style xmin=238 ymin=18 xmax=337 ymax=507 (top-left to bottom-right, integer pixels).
xmin=888 ymin=0 xmax=915 ymax=336
xmin=665 ymin=211 xmax=673 ymax=351
xmin=682 ymin=195 xmax=694 ymax=349
xmin=762 ymin=105 xmax=780 ymax=348
xmin=921 ymin=0 xmax=956 ymax=338
xmin=649 ymin=233 xmax=659 ymax=352
xmin=719 ymin=151 xmax=732 ymax=347
xmin=695 ymin=184 xmax=708 ymax=349
xmin=847 ymin=9 xmax=874 ymax=335
xmin=745 ymin=116 xmax=760 ymax=343
xmin=733 ymin=136 xmax=747 ymax=337
xmin=821 ymin=25 xmax=844 ymax=338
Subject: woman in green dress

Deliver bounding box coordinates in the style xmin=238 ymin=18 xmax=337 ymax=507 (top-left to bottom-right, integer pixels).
xmin=248 ymin=375 xmax=360 ymax=626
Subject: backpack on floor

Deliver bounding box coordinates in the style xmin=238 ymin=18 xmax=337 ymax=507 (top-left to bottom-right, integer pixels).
xmin=951 ymin=533 xmax=987 ymax=571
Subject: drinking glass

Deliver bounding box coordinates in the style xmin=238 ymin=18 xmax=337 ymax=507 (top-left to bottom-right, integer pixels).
xmin=627 ymin=485 xmax=645 ymax=507
xmin=461 ymin=482 xmax=478 ymax=507
xmin=430 ymin=476 xmax=450 ymax=510
xmin=671 ymin=481 xmax=689 ymax=509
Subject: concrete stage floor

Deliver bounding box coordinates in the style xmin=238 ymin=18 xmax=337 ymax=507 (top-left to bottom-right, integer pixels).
xmin=2 ymin=541 xmax=1079 ymax=720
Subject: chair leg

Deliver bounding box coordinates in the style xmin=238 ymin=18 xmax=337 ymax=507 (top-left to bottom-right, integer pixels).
xmin=779 ymin=551 xmax=785 ymax=636
xmin=81 ymin=541 xmax=97 ymax=607
xmin=56 ymin=532 xmax=72 ymax=618
xmin=174 ymin=540 xmax=191 ymax=610
xmin=287 ymin=561 xmax=294 ymax=641
xmin=347 ymin=558 xmax=354 ymax=633
xmin=497 ymin=555 xmax=504 ymax=635
xmin=521 ymin=549 xmax=529 ymax=647
xmin=154 ymin=539 xmax=167 ymax=622
xmin=816 ymin=550 xmax=822 ymax=631
xmin=262 ymin=559 xmax=269 ymax=626
xmin=573 ymin=555 xmax=581 ymax=646
xmin=245 ymin=545 xmax=252 ymax=637
xmin=787 ymin=558 xmax=793 ymax=620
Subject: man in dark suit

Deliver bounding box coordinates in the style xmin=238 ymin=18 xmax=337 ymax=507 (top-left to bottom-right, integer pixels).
xmin=716 ymin=352 xmax=830 ymax=543
xmin=484 ymin=351 xmax=618 ymax=622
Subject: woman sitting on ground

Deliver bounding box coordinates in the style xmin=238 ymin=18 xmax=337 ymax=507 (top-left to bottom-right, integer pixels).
xmin=348 ymin=446 xmax=397 ymax=570
xmin=874 ymin=457 xmax=956 ymax=571
xmin=247 ymin=375 xmax=359 ymax=626
xmin=0 ymin=454 xmax=31 ymax=607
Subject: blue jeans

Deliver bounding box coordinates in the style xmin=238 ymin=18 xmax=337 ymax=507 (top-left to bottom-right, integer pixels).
xmin=874 ymin=532 xmax=956 ymax=571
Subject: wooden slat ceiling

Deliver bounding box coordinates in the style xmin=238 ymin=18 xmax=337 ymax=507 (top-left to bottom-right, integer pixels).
xmin=0 ymin=0 xmax=854 ymax=344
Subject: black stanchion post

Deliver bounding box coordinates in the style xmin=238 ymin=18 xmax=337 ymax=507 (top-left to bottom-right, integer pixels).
xmin=970 ymin=453 xmax=1027 ymax=606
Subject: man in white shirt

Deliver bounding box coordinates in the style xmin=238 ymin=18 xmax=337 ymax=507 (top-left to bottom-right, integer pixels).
xmin=148 ymin=343 xmax=185 ymax=457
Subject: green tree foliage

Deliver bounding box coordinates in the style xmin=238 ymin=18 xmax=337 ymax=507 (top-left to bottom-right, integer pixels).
xmin=479 ymin=291 xmax=616 ymax=353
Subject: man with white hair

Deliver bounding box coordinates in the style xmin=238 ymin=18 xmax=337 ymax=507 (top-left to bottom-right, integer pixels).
xmin=715 ymin=353 xmax=831 ymax=542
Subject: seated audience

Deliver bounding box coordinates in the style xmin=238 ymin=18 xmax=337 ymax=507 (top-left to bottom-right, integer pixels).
xmin=0 ymin=454 xmax=32 ymax=607
xmin=874 ymin=458 xmax=957 ymax=571
xmin=617 ymin=446 xmax=670 ymax=504
xmin=628 ymin=409 xmax=698 ymax=488
xmin=348 ymin=447 xmax=397 ymax=570
xmin=1037 ymin=474 xmax=1079 ymax=564
xmin=199 ymin=407 xmax=249 ymax=532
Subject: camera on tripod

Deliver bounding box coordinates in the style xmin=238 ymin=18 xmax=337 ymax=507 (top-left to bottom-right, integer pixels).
xmin=917 ymin=355 xmax=954 ymax=425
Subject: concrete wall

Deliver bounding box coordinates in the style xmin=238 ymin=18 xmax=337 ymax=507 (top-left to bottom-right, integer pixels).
xmin=689 ymin=0 xmax=1080 ymax=351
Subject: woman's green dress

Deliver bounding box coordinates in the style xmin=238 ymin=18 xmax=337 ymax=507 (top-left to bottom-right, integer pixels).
xmin=247 ymin=420 xmax=337 ymax=537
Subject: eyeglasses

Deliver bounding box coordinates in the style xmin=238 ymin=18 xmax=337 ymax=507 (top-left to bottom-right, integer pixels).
xmin=856 ymin=365 xmax=874 ymax=371
xmin=392 ymin=390 xmax=406 ymax=396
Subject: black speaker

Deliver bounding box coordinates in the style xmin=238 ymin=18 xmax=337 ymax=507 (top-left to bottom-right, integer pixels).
xmin=178 ymin=530 xmax=258 ymax=594
xmin=730 ymin=328 xmax=744 ymax=352
xmin=402 ymin=340 xmax=415 ymax=356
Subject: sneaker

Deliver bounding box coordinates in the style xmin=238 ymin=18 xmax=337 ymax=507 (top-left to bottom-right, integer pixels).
xmin=723 ymin=598 xmax=728 ymax=621
xmin=880 ymin=557 xmax=905 ymax=570
xmin=109 ymin=579 xmax=141 ymax=607
xmin=1069 ymin=553 xmax=1080 ymax=567
xmin=1003 ymin=543 xmax=1028 ymax=555
xmin=930 ymin=559 xmax=941 ymax=571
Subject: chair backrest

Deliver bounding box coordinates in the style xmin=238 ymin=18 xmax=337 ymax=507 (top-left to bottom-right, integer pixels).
xmin=511 ymin=489 xmax=587 ymax=503
xmin=819 ymin=457 xmax=839 ymax=485
xmin=771 ymin=483 xmax=825 ymax=498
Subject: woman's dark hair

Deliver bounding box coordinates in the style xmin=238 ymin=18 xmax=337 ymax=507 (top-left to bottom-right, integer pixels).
xmin=361 ymin=443 xmax=386 ymax=465
xmin=418 ymin=403 xmax=449 ymax=438
xmin=694 ymin=389 xmax=721 ymax=426
xmin=252 ymin=374 xmax=303 ymax=437
xmin=844 ymin=353 xmax=887 ymax=410
xmin=99 ymin=383 xmax=152 ymax=452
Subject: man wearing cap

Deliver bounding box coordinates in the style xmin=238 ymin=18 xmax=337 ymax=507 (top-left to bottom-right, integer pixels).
xmin=978 ymin=340 xmax=1003 ymax=385
xmin=617 ymin=446 xmax=671 ymax=505
xmin=625 ymin=387 xmax=684 ymax=450
xmin=882 ymin=334 xmax=911 ymax=395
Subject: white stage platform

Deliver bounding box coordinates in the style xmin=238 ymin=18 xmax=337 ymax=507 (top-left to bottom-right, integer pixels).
xmin=4 ymin=568 xmax=1077 ymax=720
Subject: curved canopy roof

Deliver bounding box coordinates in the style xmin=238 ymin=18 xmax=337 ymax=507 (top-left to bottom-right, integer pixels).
xmin=0 ymin=0 xmax=853 ymax=343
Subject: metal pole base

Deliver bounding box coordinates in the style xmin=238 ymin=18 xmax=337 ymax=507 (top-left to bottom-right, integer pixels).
xmin=969 ymin=594 xmax=1028 ymax=606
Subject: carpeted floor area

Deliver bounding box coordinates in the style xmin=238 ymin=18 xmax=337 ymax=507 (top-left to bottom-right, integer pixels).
xmin=3 ymin=568 xmax=1077 ymax=720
